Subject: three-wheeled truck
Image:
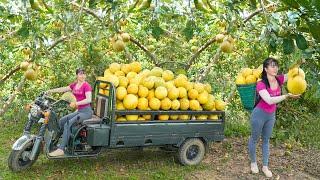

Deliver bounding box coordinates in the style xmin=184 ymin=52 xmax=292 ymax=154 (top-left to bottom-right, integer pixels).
xmin=8 ymin=80 xmax=225 ymax=172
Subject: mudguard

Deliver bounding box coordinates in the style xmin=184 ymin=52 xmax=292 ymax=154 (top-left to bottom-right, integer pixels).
xmin=177 ymin=136 xmax=208 ymax=147
xmin=12 ymin=135 xmax=36 ymax=151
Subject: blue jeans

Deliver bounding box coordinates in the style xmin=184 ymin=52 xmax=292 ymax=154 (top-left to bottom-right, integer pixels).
xmin=248 ymin=107 xmax=275 ymax=166
xmin=58 ymin=107 xmax=93 ymax=150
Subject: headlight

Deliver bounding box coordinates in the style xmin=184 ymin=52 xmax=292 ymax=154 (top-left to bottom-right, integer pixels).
xmin=30 ymin=104 xmax=41 ymax=117
xmin=43 ymin=100 xmax=49 ymax=107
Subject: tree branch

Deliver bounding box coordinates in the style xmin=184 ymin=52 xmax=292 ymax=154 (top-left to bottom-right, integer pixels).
xmin=0 ymin=78 xmax=26 ymax=116
xmin=0 ymin=66 xmax=21 ymax=84
xmin=0 ymin=35 xmax=70 ymax=84
xmin=196 ymin=49 xmax=221 ymax=82
xmin=187 ymin=37 xmax=217 ymax=69
xmin=205 ymin=0 xmax=215 ymax=12
xmin=162 ymin=28 xmax=183 ymax=43
xmin=41 ymin=0 xmax=53 ymax=13
xmin=128 ymin=0 xmax=140 ymax=12
xmin=244 ymin=9 xmax=263 ymax=23
xmin=194 ymin=48 xmax=236 ymax=103
xmin=225 ymin=84 xmax=237 ymax=104
xmin=70 ymin=1 xmax=158 ymax=65
xmin=259 ymin=0 xmax=268 ymax=21
xmin=70 ymin=1 xmax=103 ymax=23
xmin=187 ymin=3 xmax=278 ymax=76
xmin=243 ymin=3 xmax=277 ymax=23
xmin=130 ymin=36 xmax=158 ymax=65
xmin=48 ymin=35 xmax=69 ymax=51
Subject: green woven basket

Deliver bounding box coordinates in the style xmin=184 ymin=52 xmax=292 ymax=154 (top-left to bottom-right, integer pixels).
xmin=236 ymin=83 xmax=257 ymax=111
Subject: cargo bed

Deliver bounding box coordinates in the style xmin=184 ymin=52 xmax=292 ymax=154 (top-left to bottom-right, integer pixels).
xmin=107 ymin=110 xmax=225 ymax=148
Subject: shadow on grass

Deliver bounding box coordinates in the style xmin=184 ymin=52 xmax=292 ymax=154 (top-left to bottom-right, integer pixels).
xmin=2 ymin=146 xmax=207 ymax=179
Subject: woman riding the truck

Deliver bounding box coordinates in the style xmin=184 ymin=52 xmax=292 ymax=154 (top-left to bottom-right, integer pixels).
xmin=248 ymin=57 xmax=300 ymax=178
xmin=46 ymin=68 xmax=93 ymax=157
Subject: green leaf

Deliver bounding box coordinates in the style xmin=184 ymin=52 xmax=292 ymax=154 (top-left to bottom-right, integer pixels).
xmin=151 ymin=26 xmax=164 ymax=40
xmin=29 ymin=0 xmax=44 ymax=12
xmin=182 ymin=20 xmax=195 ymax=41
xmin=137 ymin=0 xmax=152 ymax=11
xmin=204 ymin=0 xmax=218 ymax=13
xmin=17 ymin=21 xmax=30 ymax=38
xmin=88 ymin=44 xmax=93 ymax=57
xmin=89 ymin=0 xmax=97 ymax=8
xmin=295 ymin=34 xmax=308 ymax=50
xmin=307 ymin=21 xmax=320 ymax=42
xmin=269 ymin=38 xmax=277 ymax=53
xmin=249 ymin=0 xmax=257 ymax=10
xmin=297 ymin=26 xmax=309 ymax=33
xmin=280 ymin=0 xmax=300 ymax=9
xmin=150 ymin=20 xmax=164 ymax=40
xmin=287 ymin=11 xmax=299 ymax=24
xmin=302 ymin=48 xmax=314 ymax=59
xmin=283 ymin=38 xmax=295 ymax=54
xmin=128 ymin=0 xmax=140 ymax=12
xmin=297 ymin=0 xmax=311 ymax=8
xmin=312 ymin=0 xmax=320 ymax=12
xmin=194 ymin=0 xmax=210 ymax=12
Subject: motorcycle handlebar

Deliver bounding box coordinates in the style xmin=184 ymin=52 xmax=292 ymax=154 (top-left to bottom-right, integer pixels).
xmin=35 ymin=92 xmax=58 ymax=109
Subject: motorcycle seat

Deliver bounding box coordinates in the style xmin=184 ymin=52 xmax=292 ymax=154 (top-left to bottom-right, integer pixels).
xmin=82 ymin=115 xmax=102 ymax=125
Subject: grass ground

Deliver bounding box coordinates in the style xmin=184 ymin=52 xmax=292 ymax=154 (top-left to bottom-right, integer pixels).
xmin=1 ymin=116 xmax=319 ymax=179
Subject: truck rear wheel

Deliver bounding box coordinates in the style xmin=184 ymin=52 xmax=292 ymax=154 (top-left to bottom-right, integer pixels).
xmin=177 ymin=138 xmax=205 ymax=165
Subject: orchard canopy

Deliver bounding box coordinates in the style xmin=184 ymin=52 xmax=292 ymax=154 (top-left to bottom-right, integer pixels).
xmin=0 ymin=0 xmax=319 ymax=117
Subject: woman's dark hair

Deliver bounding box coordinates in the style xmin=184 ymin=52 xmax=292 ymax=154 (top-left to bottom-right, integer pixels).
xmin=76 ymin=68 xmax=85 ymax=75
xmin=261 ymin=57 xmax=280 ymax=88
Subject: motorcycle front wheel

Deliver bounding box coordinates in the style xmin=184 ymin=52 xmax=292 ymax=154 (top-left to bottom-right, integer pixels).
xmin=8 ymin=141 xmax=39 ymax=172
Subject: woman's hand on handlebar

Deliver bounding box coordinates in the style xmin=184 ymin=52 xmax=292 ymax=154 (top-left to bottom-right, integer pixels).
xmin=44 ymin=90 xmax=51 ymax=96
xmin=69 ymin=102 xmax=77 ymax=109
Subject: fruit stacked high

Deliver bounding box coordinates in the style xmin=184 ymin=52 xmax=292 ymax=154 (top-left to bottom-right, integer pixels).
xmin=97 ymin=62 xmax=226 ymax=121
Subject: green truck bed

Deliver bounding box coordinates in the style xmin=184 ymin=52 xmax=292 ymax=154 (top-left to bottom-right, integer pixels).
xmin=110 ymin=120 xmax=224 ymax=148
xmin=88 ymin=81 xmax=225 ymax=148
xmin=88 ymin=109 xmax=225 ymax=148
